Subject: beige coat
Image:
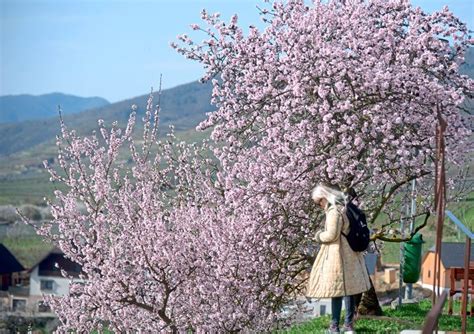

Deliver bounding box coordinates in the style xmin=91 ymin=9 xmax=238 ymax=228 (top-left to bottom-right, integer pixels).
xmin=306 ymin=204 xmax=371 ymax=298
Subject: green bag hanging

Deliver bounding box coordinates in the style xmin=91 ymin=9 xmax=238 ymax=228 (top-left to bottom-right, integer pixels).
xmin=403 ymin=233 xmax=425 ymax=283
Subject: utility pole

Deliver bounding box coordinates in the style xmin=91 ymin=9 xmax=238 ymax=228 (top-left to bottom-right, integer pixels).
xmin=398 ymin=189 xmax=407 ymax=308
xmin=406 ymin=179 xmax=416 ymax=300
xmin=398 ymin=213 xmax=405 ymax=308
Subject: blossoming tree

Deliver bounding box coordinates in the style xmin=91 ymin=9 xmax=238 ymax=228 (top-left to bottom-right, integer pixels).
xmin=173 ymin=0 xmax=473 ymax=314
xmin=38 ymin=96 xmax=221 ymax=332
xmin=174 ymin=0 xmax=472 ymax=225
xmin=34 ymin=0 xmax=473 ymax=332
xmin=38 ymin=93 xmax=308 ymax=332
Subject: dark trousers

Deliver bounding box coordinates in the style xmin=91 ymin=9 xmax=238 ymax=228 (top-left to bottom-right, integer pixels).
xmin=331 ymin=295 xmax=355 ymax=326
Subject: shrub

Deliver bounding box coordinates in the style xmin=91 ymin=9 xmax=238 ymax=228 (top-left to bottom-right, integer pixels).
xmin=40 ymin=206 xmax=54 ymax=221
xmin=0 ymin=205 xmax=20 ymax=223
xmin=18 ymin=204 xmax=42 ymax=221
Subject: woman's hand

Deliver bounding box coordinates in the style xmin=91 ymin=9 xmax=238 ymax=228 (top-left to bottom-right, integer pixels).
xmin=315 ymin=207 xmax=342 ymax=243
xmin=313 ymin=230 xmax=323 ymax=243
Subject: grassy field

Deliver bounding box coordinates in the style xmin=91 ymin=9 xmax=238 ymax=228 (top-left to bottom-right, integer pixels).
xmin=0 ymin=128 xmax=211 ymax=206
xmin=281 ymin=299 xmax=473 ymax=333
xmin=0 ymin=174 xmax=65 ymax=206
xmin=381 ymin=195 xmax=474 ymax=264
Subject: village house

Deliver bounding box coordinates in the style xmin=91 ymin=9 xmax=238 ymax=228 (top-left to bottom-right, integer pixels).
xmin=26 ymin=247 xmax=82 ymax=313
xmin=1 ymin=245 xmax=82 ymax=314
xmin=0 ymin=244 xmax=25 ymax=313
xmin=420 ymin=241 xmax=474 ymax=294
xmin=0 ymin=244 xmax=24 ymax=292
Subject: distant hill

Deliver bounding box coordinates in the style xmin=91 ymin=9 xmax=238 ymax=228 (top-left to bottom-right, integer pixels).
xmin=0 ymin=81 xmax=214 ymax=156
xmin=0 ymin=93 xmax=110 ymax=123
xmin=0 ymin=47 xmax=472 ymax=157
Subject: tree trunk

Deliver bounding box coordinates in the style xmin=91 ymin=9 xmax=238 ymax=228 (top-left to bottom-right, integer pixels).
xmin=354 ymin=275 xmax=383 ymax=316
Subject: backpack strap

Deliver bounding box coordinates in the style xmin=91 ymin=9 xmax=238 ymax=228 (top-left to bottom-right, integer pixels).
xmin=336 ymin=205 xmax=349 ymax=238
xmin=339 ymin=220 xmax=348 ymax=296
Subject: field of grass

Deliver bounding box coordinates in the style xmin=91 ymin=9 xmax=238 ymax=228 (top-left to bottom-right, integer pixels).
xmin=0 ymin=174 xmax=65 ymax=206
xmin=380 ymin=194 xmax=474 ymax=264
xmin=447 ymin=192 xmax=474 ymax=231
xmin=281 ymin=299 xmax=473 ymax=333
xmin=0 ymin=128 xmax=211 ymax=206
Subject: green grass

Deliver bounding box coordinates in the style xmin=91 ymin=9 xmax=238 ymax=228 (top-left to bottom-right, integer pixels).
xmin=448 ymin=198 xmax=474 ymax=231
xmin=380 ymin=193 xmax=474 ymax=264
xmin=0 ymin=174 xmax=65 ymax=206
xmin=281 ymin=299 xmax=473 ymax=333
xmin=387 ymin=299 xmax=472 ymax=331
xmin=280 ymin=314 xmax=407 ymax=333
xmin=0 ymin=128 xmax=211 ymax=206
xmin=380 ymin=221 xmax=464 ymax=265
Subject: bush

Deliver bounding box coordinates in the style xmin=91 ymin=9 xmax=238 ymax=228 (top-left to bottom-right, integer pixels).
xmin=0 ymin=205 xmax=20 ymax=223
xmin=40 ymin=206 xmax=54 ymax=221
xmin=18 ymin=204 xmax=42 ymax=221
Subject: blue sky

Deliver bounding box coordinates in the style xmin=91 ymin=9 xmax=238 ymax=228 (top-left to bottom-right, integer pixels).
xmin=1 ymin=0 xmax=473 ymax=103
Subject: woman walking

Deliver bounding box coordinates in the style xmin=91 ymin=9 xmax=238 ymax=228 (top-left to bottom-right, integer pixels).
xmin=307 ymin=184 xmax=371 ymax=333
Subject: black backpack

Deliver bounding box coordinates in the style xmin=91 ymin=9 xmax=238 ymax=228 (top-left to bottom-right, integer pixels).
xmin=341 ymin=202 xmax=370 ymax=252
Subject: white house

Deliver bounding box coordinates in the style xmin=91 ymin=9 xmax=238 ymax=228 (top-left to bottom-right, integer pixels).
xmin=7 ymin=247 xmax=82 ymax=313
xmin=29 ymin=248 xmax=80 ymax=296
xmin=27 ymin=247 xmax=83 ymax=312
